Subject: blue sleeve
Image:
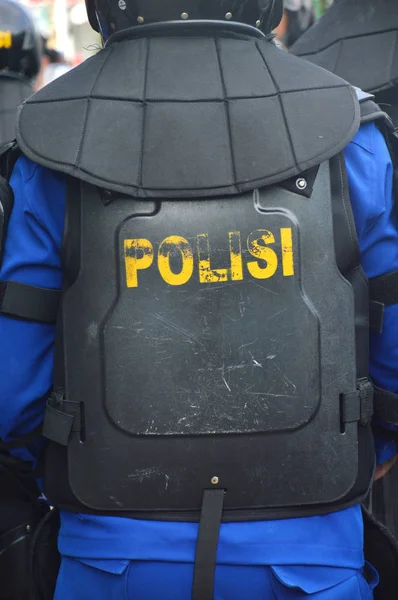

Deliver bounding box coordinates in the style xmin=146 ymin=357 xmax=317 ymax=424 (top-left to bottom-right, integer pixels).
xmin=0 ymin=156 xmax=66 ymax=462
xmin=345 ymin=122 xmax=398 ymax=463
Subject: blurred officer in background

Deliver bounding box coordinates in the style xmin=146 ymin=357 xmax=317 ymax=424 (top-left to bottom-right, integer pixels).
xmin=0 ymin=0 xmax=40 ymax=146
xmin=284 ymin=0 xmax=314 ymax=47
xmin=291 ymin=0 xmax=398 ymax=122
xmin=291 ymin=0 xmax=398 ymax=540
xmin=41 ymin=46 xmax=71 ymax=87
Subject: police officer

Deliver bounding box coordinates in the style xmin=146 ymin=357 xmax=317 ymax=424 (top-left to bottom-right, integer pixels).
xmin=0 ymin=0 xmax=40 ymax=146
xmin=1 ymin=1 xmax=398 ymax=599
xmin=283 ymin=0 xmax=314 ymax=47
xmin=291 ymin=0 xmax=398 ymax=542
xmin=291 ymin=0 xmax=398 ymax=122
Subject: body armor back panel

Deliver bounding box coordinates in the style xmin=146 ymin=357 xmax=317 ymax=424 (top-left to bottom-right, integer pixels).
xmin=43 ymin=155 xmax=374 ymax=518
xmin=15 ymin=24 xmax=374 ymax=519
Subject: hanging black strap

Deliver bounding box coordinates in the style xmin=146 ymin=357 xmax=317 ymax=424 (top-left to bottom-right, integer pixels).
xmin=373 ymin=384 xmax=398 ymax=427
xmin=192 ymin=489 xmax=224 ymax=600
xmin=0 ymin=280 xmax=61 ymax=323
xmin=369 ymin=271 xmax=398 ymax=334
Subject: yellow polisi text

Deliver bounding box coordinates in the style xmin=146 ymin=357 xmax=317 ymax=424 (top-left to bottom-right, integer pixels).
xmin=0 ymin=32 xmax=12 ymax=48
xmin=124 ymin=228 xmax=294 ymax=288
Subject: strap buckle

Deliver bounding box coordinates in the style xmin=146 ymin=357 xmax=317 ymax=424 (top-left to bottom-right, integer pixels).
xmin=357 ymin=378 xmax=374 ymax=426
xmin=42 ymin=391 xmax=83 ymax=446
xmin=341 ymin=378 xmax=373 ymax=427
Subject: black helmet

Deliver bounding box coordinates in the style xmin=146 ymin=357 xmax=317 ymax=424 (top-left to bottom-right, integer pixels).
xmin=85 ymin=0 xmax=283 ymax=40
xmin=0 ymin=0 xmax=41 ymax=78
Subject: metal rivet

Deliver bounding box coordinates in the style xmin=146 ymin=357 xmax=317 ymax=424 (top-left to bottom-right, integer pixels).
xmin=296 ymin=178 xmax=307 ymax=190
xmin=137 ymin=16 xmax=144 ymax=23
xmin=211 ymin=476 xmax=219 ymax=485
xmin=118 ymin=0 xmax=126 ymax=9
xmin=256 ymin=19 xmax=261 ymax=28
xmin=181 ymin=12 xmax=189 ymax=20
xmin=26 ymin=524 xmax=32 ymax=533
xmin=225 ymin=12 xmax=232 ymax=20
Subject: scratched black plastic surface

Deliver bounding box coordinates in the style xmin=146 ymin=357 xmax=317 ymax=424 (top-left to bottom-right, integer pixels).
xmin=51 ymin=163 xmax=363 ymax=514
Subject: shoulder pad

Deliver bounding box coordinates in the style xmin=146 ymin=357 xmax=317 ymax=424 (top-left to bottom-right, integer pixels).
xmin=16 ymin=36 xmax=361 ymax=199
xmin=291 ymin=0 xmax=398 ymax=95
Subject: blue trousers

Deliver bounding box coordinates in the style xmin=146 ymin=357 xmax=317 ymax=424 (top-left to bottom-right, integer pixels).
xmin=54 ymin=558 xmax=378 ymax=599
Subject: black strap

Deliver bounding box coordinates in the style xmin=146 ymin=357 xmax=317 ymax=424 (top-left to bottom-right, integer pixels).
xmin=0 ymin=140 xmax=21 ymax=181
xmin=0 ymin=523 xmax=33 ymax=599
xmin=192 ymin=489 xmax=224 ymax=600
xmin=341 ymin=378 xmax=373 ymax=427
xmin=369 ymin=271 xmax=398 ymax=308
xmin=369 ymin=271 xmax=398 ymax=334
xmin=0 ymin=280 xmax=60 ymax=323
xmin=42 ymin=392 xmax=82 ymax=446
xmin=30 ymin=508 xmax=61 ymax=600
xmin=0 ymin=451 xmax=42 ymax=504
xmin=373 ymin=384 xmax=398 ymax=426
xmin=0 ymin=424 xmax=42 ymax=451
xmin=358 ymin=378 xmax=375 ymax=426
xmin=369 ymin=300 xmax=384 ymax=334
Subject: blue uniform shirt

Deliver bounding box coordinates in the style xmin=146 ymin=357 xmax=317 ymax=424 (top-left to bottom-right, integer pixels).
xmin=0 ymin=122 xmax=397 ymax=573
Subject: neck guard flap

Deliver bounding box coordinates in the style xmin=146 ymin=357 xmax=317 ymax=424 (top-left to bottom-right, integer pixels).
xmin=291 ymin=0 xmax=398 ymax=96
xmin=17 ymin=30 xmax=359 ymax=198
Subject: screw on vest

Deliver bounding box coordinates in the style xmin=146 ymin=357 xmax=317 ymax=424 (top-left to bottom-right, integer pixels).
xmin=124 ymin=228 xmax=294 ymax=288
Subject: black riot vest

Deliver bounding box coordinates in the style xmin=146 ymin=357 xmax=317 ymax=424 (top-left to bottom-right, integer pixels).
xmin=0 ymin=73 xmax=32 ymax=147
xmin=10 ymin=23 xmax=377 ymax=523
xmin=291 ymin=0 xmax=398 ymax=123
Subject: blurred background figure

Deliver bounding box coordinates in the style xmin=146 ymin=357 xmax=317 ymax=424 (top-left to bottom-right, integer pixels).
xmin=40 ymin=40 xmax=71 ymax=86
xmin=291 ymin=0 xmax=398 ymax=122
xmin=0 ymin=0 xmax=40 ymax=145
xmin=284 ymin=0 xmax=314 ymax=47
xmin=273 ymin=0 xmax=333 ymax=48
xmin=24 ymin=0 xmax=100 ymax=90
